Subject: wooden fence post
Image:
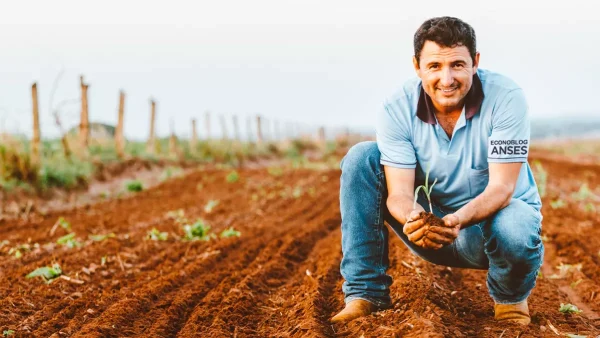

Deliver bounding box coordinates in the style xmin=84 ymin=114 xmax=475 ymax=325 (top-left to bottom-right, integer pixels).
xmin=219 ymin=114 xmax=228 ymax=141
xmin=31 ymin=83 xmax=40 ymax=166
xmin=190 ymin=118 xmax=198 ymax=154
xmin=169 ymin=119 xmax=177 ymax=156
xmin=232 ymin=115 xmax=240 ymax=141
xmin=256 ymin=115 xmax=263 ymax=145
xmin=204 ymin=111 xmax=211 ymax=140
xmin=146 ymin=99 xmax=156 ymax=154
xmin=79 ymin=76 xmax=89 ymax=150
xmin=115 ymin=90 xmax=125 ymax=159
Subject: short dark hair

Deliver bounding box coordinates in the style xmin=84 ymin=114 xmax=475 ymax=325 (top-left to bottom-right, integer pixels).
xmin=413 ymin=16 xmax=477 ymax=65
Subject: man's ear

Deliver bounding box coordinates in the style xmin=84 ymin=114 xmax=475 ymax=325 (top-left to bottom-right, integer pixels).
xmin=412 ymin=56 xmax=421 ymax=77
xmin=472 ymin=52 xmax=480 ymax=73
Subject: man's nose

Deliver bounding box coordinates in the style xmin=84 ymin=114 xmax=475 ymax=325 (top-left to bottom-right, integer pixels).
xmin=439 ymin=68 xmax=455 ymax=87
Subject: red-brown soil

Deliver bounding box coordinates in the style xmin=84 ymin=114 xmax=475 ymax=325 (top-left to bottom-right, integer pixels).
xmin=1 ymin=154 xmax=599 ymax=337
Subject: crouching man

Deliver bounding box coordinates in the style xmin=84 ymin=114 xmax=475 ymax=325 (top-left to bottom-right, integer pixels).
xmin=332 ymin=16 xmax=544 ymax=325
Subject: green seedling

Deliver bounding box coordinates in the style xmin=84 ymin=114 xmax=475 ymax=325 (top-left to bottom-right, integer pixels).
xmin=0 ymin=240 xmax=9 ymax=249
xmin=8 ymin=243 xmax=34 ymax=259
xmin=584 ymin=203 xmax=596 ymax=213
xmin=3 ymin=330 xmax=15 ymax=337
xmin=101 ymin=255 xmax=107 ymax=266
xmin=572 ymin=183 xmax=594 ymax=202
xmin=183 ymin=219 xmax=216 ymax=241
xmin=220 ymin=227 xmax=241 ymax=238
xmin=550 ymin=199 xmax=566 ymax=209
xmin=57 ymin=233 xmax=81 ymax=248
xmin=26 ymin=263 xmax=62 ymax=283
xmin=548 ymin=262 xmax=582 ymax=279
xmin=541 ymin=234 xmax=550 ymax=242
xmin=125 ymin=180 xmax=143 ymax=192
xmin=413 ymin=165 xmax=438 ymax=213
xmin=147 ymin=228 xmax=169 ymax=241
xmin=559 ymin=303 xmax=583 ymax=314
xmin=532 ymin=161 xmax=547 ymax=198
xmin=88 ymin=233 xmax=116 ymax=242
xmin=226 ymin=171 xmax=239 ymax=183
xmin=565 ymin=334 xmax=587 ymax=338
xmin=57 ymin=217 xmax=71 ymax=231
xmin=204 ymin=200 xmax=220 ymax=213
xmin=570 ymin=279 xmax=583 ymax=288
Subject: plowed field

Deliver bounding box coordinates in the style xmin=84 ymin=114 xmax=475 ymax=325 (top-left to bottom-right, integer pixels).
xmin=1 ymin=154 xmax=600 ymax=337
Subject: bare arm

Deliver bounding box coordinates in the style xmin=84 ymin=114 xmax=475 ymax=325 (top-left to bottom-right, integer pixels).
xmin=452 ymin=162 xmax=522 ymax=229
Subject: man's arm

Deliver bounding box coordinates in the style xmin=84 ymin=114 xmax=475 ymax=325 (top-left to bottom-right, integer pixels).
xmin=445 ymin=162 xmax=522 ymax=229
xmin=384 ymin=165 xmax=421 ymax=225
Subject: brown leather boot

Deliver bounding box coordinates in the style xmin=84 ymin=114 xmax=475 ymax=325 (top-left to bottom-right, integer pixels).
xmin=494 ymin=299 xmax=531 ymax=325
xmin=330 ymin=299 xmax=378 ymax=323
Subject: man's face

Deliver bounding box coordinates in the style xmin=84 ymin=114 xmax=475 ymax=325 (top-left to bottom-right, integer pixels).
xmin=413 ymin=41 xmax=480 ymax=113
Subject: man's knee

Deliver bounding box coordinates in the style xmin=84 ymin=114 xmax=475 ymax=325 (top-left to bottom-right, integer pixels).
xmin=486 ymin=199 xmax=543 ymax=264
xmin=340 ymin=141 xmax=381 ymax=175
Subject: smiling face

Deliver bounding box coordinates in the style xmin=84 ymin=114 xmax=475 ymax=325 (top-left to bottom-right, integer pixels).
xmin=413 ymin=40 xmax=480 ymax=114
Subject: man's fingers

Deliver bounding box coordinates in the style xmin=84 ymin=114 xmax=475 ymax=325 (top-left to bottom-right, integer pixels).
xmin=403 ymin=219 xmax=424 ymax=235
xmin=424 ymin=231 xmax=454 ymax=245
xmin=407 ymin=226 xmax=427 ymax=243
xmin=408 ymin=210 xmax=423 ymax=221
xmin=427 ymin=225 xmax=459 ymax=239
xmin=423 ymin=237 xmax=443 ymax=250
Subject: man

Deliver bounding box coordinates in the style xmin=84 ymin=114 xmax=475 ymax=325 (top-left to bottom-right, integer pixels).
xmin=331 ymin=16 xmax=543 ymax=325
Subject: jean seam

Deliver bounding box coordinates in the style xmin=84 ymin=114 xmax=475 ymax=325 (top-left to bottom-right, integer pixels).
xmin=375 ymin=171 xmax=385 ymax=275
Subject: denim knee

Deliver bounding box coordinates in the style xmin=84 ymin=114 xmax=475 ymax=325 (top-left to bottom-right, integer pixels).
xmin=340 ymin=141 xmax=381 ymax=175
xmin=484 ymin=199 xmax=543 ymax=265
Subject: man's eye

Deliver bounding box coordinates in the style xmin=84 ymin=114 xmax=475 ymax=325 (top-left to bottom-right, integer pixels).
xmin=429 ymin=64 xmax=439 ymax=69
xmin=453 ymin=64 xmax=464 ymax=68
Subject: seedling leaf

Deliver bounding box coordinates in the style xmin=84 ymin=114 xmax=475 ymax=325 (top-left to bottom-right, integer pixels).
xmin=57 ymin=233 xmax=81 ymax=248
xmin=147 ymin=228 xmax=169 ymax=241
xmin=559 ymin=303 xmax=583 ymax=314
xmin=204 ymin=200 xmax=220 ymax=213
xmin=183 ymin=220 xmax=215 ymax=241
xmin=89 ymin=233 xmax=116 ymax=242
xmin=226 ymin=171 xmax=239 ymax=183
xmin=125 ymin=180 xmax=143 ymax=192
xmin=26 ymin=263 xmax=62 ymax=283
xmin=220 ymin=227 xmax=241 ymax=238
xmin=3 ymin=330 xmax=15 ymax=337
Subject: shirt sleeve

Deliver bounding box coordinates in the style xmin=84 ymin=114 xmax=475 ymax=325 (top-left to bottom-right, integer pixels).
xmin=375 ymin=101 xmax=417 ymax=168
xmin=487 ymin=88 xmax=530 ymax=163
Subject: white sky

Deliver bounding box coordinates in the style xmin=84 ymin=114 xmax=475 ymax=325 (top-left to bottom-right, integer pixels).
xmin=0 ymin=0 xmax=598 ymax=140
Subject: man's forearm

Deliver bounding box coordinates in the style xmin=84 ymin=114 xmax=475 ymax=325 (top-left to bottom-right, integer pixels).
xmin=387 ymin=194 xmax=425 ymax=224
xmin=454 ymin=183 xmax=514 ymax=228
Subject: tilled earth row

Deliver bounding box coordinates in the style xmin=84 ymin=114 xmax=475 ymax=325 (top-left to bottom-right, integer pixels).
xmin=1 ymin=157 xmax=599 ymax=337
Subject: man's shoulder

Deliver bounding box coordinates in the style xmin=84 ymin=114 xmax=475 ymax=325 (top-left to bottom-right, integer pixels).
xmin=478 ymin=68 xmax=523 ymax=94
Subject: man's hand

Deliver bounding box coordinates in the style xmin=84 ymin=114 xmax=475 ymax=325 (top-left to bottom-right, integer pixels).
xmin=403 ymin=211 xmax=461 ymax=250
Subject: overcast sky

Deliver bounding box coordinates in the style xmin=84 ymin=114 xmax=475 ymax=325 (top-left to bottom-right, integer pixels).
xmin=0 ymin=0 xmax=598 ymax=140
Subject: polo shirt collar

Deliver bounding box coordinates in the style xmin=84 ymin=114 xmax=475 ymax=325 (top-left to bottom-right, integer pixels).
xmin=416 ymin=73 xmax=484 ymax=125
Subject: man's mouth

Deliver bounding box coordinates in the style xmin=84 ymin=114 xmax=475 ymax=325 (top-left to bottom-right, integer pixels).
xmin=438 ymin=87 xmax=458 ymax=94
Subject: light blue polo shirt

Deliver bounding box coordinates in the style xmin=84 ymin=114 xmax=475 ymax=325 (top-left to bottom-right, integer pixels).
xmin=376 ymin=68 xmax=542 ymax=212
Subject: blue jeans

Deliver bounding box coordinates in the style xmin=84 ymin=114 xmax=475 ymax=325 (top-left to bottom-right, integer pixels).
xmin=340 ymin=141 xmax=544 ymax=308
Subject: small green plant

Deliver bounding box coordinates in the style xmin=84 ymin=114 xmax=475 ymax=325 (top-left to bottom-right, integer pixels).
xmin=8 ymin=243 xmax=35 ymax=259
xmin=204 ymin=200 xmax=220 ymax=213
xmin=565 ymin=334 xmax=587 ymax=338
xmin=570 ymin=279 xmax=583 ymax=288
xmin=147 ymin=228 xmax=169 ymax=241
xmin=292 ymin=186 xmax=303 ymax=199
xmin=531 ymin=161 xmax=547 ymax=198
xmin=57 ymin=217 xmax=71 ymax=231
xmin=226 ymin=171 xmax=239 ymax=183
xmin=26 ymin=263 xmax=62 ymax=283
xmin=183 ymin=219 xmax=216 ymax=241
xmin=559 ymin=303 xmax=583 ymax=314
xmin=89 ymin=233 xmax=116 ymax=242
xmin=57 ymin=233 xmax=81 ymax=248
xmin=101 ymin=255 xmax=107 ymax=266
xmin=413 ymin=165 xmax=438 ymax=213
xmin=550 ymin=199 xmax=566 ymax=209
xmin=125 ymin=180 xmax=144 ymax=192
xmin=572 ymin=183 xmax=594 ymax=202
xmin=3 ymin=330 xmax=15 ymax=336
xmin=584 ymin=203 xmax=596 ymax=213
xmin=0 ymin=240 xmax=9 ymax=249
xmin=220 ymin=227 xmax=241 ymax=238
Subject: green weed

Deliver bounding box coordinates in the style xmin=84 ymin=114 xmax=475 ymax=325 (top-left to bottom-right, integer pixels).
xmin=226 ymin=171 xmax=239 ymax=183
xmin=3 ymin=330 xmax=15 ymax=336
xmin=89 ymin=233 xmax=116 ymax=242
xmin=56 ymin=233 xmax=81 ymax=248
xmin=550 ymin=199 xmax=566 ymax=209
xmin=204 ymin=200 xmax=220 ymax=213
